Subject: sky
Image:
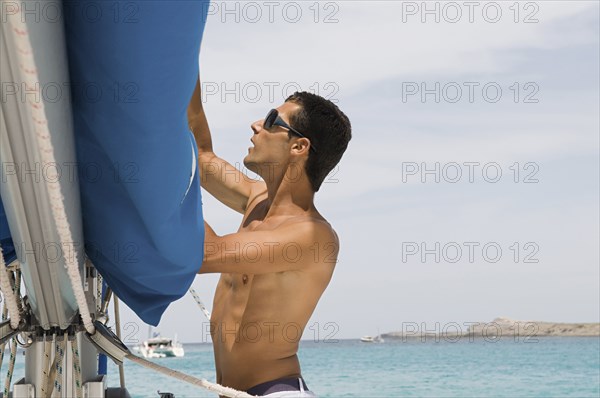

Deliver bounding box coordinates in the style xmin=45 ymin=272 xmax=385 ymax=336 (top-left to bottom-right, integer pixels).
xmin=113 ymin=0 xmax=600 ymax=343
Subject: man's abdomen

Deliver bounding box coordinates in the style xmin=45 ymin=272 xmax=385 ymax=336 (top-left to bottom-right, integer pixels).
xmin=215 ymin=332 xmax=302 ymax=391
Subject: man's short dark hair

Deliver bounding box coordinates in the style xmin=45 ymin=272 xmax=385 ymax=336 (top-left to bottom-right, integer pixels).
xmin=285 ymin=92 xmax=352 ymax=192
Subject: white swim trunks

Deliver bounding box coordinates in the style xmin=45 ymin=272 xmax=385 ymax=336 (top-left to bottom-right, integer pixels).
xmin=247 ymin=377 xmax=317 ymax=397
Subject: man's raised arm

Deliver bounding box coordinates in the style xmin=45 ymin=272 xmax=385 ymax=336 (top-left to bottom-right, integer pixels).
xmin=198 ymin=220 xmax=339 ymax=275
xmin=187 ymin=76 xmax=259 ymax=214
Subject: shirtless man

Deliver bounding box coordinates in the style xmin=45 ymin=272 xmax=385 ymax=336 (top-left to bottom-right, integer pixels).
xmin=188 ymin=77 xmax=351 ymax=397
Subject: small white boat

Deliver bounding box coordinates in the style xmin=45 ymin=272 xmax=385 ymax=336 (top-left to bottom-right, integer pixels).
xmin=136 ymin=335 xmax=185 ymax=358
xmin=361 ymin=330 xmax=385 ymax=343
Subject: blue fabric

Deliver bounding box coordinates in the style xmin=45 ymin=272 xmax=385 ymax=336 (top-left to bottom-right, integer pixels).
xmin=98 ymin=354 xmax=107 ymax=376
xmin=0 ymin=200 xmax=16 ymax=264
xmin=63 ymin=0 xmax=208 ymax=325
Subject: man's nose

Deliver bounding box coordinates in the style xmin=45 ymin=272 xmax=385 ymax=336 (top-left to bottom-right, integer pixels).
xmin=251 ymin=120 xmax=263 ymax=134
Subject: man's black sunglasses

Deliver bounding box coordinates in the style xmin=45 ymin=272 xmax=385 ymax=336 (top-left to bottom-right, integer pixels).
xmin=264 ymin=109 xmax=317 ymax=153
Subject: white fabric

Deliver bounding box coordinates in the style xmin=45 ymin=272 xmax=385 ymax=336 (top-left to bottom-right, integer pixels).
xmin=261 ymin=391 xmax=317 ymax=398
xmin=182 ymin=133 xmax=197 ymax=203
xmin=261 ymin=378 xmax=318 ymax=397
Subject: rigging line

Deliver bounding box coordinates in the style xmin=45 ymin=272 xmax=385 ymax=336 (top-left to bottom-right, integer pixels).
xmin=114 ymin=296 xmax=126 ymax=389
xmin=70 ymin=338 xmax=83 ymax=398
xmin=125 ymin=354 xmax=254 ymax=398
xmin=40 ymin=335 xmax=52 ymax=398
xmin=3 ymin=338 xmax=17 ymax=398
xmin=189 ymin=287 xmax=212 ymax=320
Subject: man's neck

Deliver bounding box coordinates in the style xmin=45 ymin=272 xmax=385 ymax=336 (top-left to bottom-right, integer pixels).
xmin=263 ymin=171 xmax=315 ymax=220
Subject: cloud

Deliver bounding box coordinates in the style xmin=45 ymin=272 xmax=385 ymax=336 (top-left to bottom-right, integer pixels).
xmin=200 ymin=1 xmax=598 ymax=95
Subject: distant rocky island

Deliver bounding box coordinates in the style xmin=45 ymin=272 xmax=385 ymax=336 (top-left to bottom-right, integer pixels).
xmin=382 ymin=317 xmax=600 ymax=340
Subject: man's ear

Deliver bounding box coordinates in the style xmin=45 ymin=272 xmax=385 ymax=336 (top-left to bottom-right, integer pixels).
xmin=291 ymin=138 xmax=311 ymax=155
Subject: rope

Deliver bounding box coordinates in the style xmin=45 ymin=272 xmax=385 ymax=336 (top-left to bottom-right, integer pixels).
xmin=5 ymin=1 xmax=95 ymax=335
xmin=41 ymin=336 xmax=52 ymax=398
xmin=70 ymin=338 xmax=83 ymax=398
xmin=125 ymin=354 xmax=254 ymax=398
xmin=3 ymin=338 xmax=17 ymax=398
xmin=114 ymin=296 xmax=126 ymax=388
xmin=0 ymin=246 xmax=20 ymax=330
xmin=189 ymin=287 xmax=212 ymax=320
xmin=45 ymin=334 xmax=58 ymax=398
xmin=96 ymin=271 xmax=103 ymax=313
xmin=53 ymin=333 xmax=67 ymax=395
xmin=0 ymin=302 xmax=8 ymax=375
xmin=13 ymin=270 xmax=22 ymax=315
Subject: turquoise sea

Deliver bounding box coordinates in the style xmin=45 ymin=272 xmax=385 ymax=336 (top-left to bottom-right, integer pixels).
xmin=5 ymin=337 xmax=600 ymax=397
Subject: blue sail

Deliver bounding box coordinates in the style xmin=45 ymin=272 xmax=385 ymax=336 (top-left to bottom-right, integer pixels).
xmin=62 ymin=1 xmax=209 ymax=325
xmin=0 ymin=200 xmax=16 ymax=265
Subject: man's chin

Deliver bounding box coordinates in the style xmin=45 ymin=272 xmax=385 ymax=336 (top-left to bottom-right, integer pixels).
xmin=243 ymin=157 xmax=259 ymax=175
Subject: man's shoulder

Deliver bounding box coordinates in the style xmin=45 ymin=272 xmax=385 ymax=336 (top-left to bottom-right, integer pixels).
xmin=278 ymin=216 xmax=339 ymax=246
xmin=278 ymin=213 xmax=331 ymax=228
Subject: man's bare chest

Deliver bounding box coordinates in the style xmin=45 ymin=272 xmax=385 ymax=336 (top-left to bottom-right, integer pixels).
xmin=240 ymin=200 xmax=286 ymax=233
